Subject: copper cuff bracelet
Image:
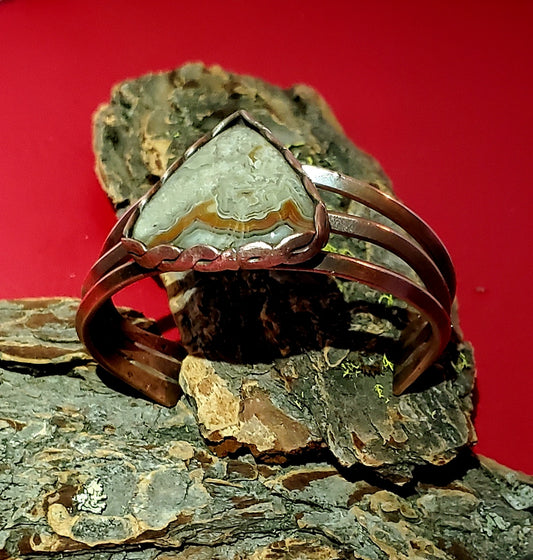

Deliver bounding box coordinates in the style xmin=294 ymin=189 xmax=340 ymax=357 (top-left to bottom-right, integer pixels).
xmin=76 ymin=111 xmax=455 ymax=407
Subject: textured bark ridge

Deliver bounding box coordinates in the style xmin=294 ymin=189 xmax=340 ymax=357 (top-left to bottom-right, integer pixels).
xmin=0 ymin=298 xmax=532 ymax=559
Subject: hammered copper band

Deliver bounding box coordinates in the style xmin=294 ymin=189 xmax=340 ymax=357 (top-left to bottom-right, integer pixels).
xmin=77 ymin=171 xmax=454 ymax=407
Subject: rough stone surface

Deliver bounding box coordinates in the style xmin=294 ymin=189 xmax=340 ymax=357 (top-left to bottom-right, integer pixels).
xmin=93 ymin=63 xmax=474 ymax=481
xmin=0 ymin=298 xmax=531 ymax=559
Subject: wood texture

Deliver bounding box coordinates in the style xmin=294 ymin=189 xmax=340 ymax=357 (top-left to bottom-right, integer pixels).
xmin=0 ymin=298 xmax=531 ymax=559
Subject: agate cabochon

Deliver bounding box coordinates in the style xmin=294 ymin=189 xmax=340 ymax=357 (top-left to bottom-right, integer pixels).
xmin=131 ymin=123 xmax=317 ymax=253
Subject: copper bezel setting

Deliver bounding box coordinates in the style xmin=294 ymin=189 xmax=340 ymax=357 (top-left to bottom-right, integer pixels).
xmin=120 ymin=111 xmax=329 ymax=272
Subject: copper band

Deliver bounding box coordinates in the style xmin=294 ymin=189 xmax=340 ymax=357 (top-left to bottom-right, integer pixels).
xmin=303 ymin=165 xmax=456 ymax=300
xmin=77 ymin=169 xmax=454 ymax=407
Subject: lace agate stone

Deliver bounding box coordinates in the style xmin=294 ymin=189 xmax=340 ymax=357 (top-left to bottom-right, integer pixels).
xmin=131 ymin=124 xmax=316 ymax=251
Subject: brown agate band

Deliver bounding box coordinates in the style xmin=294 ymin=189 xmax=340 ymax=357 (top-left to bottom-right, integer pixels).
xmin=76 ymin=111 xmax=455 ymax=406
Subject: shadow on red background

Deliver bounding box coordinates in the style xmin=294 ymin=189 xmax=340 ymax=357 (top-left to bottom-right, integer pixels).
xmin=0 ymin=0 xmax=531 ymax=473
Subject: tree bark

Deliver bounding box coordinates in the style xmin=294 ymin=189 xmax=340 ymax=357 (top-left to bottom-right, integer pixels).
xmin=0 ymin=298 xmax=531 ymax=559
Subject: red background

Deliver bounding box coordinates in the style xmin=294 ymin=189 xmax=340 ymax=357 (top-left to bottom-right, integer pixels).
xmin=0 ymin=0 xmax=531 ymax=474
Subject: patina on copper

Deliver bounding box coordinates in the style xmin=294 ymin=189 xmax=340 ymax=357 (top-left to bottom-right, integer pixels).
xmin=76 ymin=111 xmax=455 ymax=406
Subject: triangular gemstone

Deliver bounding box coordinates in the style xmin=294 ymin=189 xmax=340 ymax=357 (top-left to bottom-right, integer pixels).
xmin=131 ymin=123 xmax=316 ymax=252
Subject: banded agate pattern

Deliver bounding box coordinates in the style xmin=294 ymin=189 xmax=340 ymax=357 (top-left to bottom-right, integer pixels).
xmin=131 ymin=125 xmax=316 ymax=251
